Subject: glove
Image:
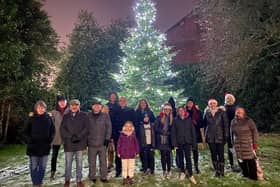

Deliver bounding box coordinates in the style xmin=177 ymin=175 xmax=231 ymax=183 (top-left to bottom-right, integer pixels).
xmin=104 ymin=139 xmax=110 ymax=147
xmin=71 ymin=134 xmax=80 ymax=144
xmin=252 ymin=143 xmax=258 ymax=150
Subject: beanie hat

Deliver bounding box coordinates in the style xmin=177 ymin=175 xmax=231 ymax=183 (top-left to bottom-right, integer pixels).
xmin=186 ymin=97 xmax=194 ymax=103
xmin=57 ymin=95 xmax=66 ymax=102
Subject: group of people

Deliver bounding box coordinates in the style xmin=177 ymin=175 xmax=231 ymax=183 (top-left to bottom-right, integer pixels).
xmin=25 ymin=92 xmax=260 ymax=187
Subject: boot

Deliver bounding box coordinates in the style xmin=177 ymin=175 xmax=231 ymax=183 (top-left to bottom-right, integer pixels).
xmin=189 ymin=175 xmax=197 ymax=184
xmin=50 ymin=171 xmax=55 ymax=180
xmin=128 ymin=177 xmax=134 ymax=185
xmin=195 ymin=163 xmax=200 ymax=174
xmin=213 ymin=161 xmax=219 ymax=177
xmin=64 ymin=180 xmax=70 ymax=187
xmin=219 ymin=162 xmax=225 ymax=177
xmin=122 ymin=178 xmax=128 ymax=185
xmin=77 ymin=181 xmax=84 ymax=187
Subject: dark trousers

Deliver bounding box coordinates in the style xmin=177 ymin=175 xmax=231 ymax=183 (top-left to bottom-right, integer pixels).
xmin=208 ymin=143 xmax=224 ymax=163
xmin=238 ymin=159 xmax=257 ymax=180
xmin=193 ymin=145 xmax=199 ymax=165
xmin=177 ymin=144 xmax=193 ymax=176
xmin=114 ymin=137 xmax=122 ymax=175
xmin=142 ymin=145 xmax=155 ymax=172
xmin=160 ymin=150 xmax=171 ymax=172
xmin=227 ymin=138 xmax=234 ymax=166
xmin=51 ymin=145 xmax=61 ymax=172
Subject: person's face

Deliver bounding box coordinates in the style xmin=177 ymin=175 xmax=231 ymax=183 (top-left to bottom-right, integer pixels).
xmin=36 ymin=105 xmax=46 ymax=115
xmin=119 ymin=97 xmax=127 ymax=108
xmin=143 ymin=116 xmax=149 ymax=123
xmin=140 ymin=100 xmax=147 ymax=110
xmin=209 ymin=101 xmax=217 ymax=110
xmin=187 ymin=101 xmax=194 ymax=109
xmin=109 ymin=94 xmax=117 ymax=103
xmin=235 ymin=108 xmax=245 ymax=120
xmin=92 ymin=104 xmax=102 ymax=113
xmin=58 ymin=100 xmax=67 ymax=108
xmin=163 ymin=107 xmax=171 ymax=115
xmin=102 ymin=105 xmax=109 ymax=113
xmin=178 ymin=108 xmax=185 ymax=118
xmin=70 ymin=104 xmax=80 ymax=113
xmin=125 ymin=124 xmax=133 ymax=132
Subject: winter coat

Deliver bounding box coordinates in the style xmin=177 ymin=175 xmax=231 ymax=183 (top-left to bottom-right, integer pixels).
xmin=135 ymin=109 xmax=155 ymax=138
xmin=139 ymin=123 xmax=156 ymax=149
xmin=231 ymin=116 xmax=258 ymax=160
xmin=25 ymin=113 xmax=55 ymax=156
xmin=50 ymin=107 xmax=69 ymax=145
xmin=203 ymin=108 xmax=229 ymax=144
xmin=117 ymin=132 xmax=139 ymax=159
xmin=187 ymin=108 xmax=204 ymax=143
xmin=106 ymin=102 xmax=120 ymax=127
xmin=225 ymin=104 xmax=237 ymax=146
xmin=112 ymin=107 xmax=136 ymax=140
xmin=87 ymin=112 xmax=112 ymax=147
xmin=171 ymin=116 xmax=196 ymax=147
xmin=154 ymin=116 xmax=172 ymax=151
xmin=60 ymin=111 xmax=89 ymax=152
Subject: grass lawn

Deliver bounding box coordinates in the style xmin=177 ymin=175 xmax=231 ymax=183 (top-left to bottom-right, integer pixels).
xmin=0 ymin=134 xmax=279 ymax=187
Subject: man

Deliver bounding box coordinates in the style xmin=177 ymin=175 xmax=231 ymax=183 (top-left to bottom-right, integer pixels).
xmin=60 ymin=99 xmax=89 ymax=187
xmin=87 ymin=100 xmax=112 ymax=183
xmin=50 ymin=95 xmax=69 ymax=179
xmin=113 ymin=96 xmax=136 ymax=177
xmin=231 ymin=107 xmax=259 ymax=180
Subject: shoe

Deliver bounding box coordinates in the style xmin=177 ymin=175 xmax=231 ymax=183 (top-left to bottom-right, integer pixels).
xmin=64 ymin=180 xmax=70 ymax=187
xmin=219 ymin=162 xmax=225 ymax=177
xmin=115 ymin=173 xmax=122 ymax=178
xmin=179 ymin=172 xmax=186 ymax=180
xmin=166 ymin=171 xmax=172 ymax=179
xmin=101 ymin=179 xmax=109 ymax=183
xmin=162 ymin=171 xmax=167 ymax=178
xmin=50 ymin=171 xmax=55 ymax=180
xmin=128 ymin=177 xmax=134 ymax=185
xmin=77 ymin=181 xmax=84 ymax=187
xmin=122 ymin=178 xmax=128 ymax=185
xmin=144 ymin=169 xmax=150 ymax=175
xmin=91 ymin=179 xmax=97 ymax=183
xmin=189 ymin=175 xmax=197 ymax=184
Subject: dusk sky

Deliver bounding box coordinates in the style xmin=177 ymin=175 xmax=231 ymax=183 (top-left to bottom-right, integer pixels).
xmin=43 ymin=0 xmax=196 ymax=46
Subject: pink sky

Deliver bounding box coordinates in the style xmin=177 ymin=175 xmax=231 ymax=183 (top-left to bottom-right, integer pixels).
xmin=43 ymin=0 xmax=196 ymax=46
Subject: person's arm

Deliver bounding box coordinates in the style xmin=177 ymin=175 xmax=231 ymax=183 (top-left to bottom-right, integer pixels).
xmin=248 ymin=119 xmax=259 ymax=150
xmin=222 ymin=111 xmax=229 ymax=143
xmin=48 ymin=116 xmax=55 ymax=144
xmin=105 ymin=113 xmax=112 ymax=140
xmin=60 ymin=115 xmax=72 ymax=141
xmin=134 ymin=135 xmax=140 ymax=156
xmin=78 ymin=114 xmax=90 ymax=139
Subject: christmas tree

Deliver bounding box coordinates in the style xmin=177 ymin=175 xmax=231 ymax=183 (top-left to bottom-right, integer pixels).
xmin=116 ymin=0 xmax=176 ymax=112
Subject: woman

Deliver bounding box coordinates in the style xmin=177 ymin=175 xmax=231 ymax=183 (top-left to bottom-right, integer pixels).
xmin=155 ymin=103 xmax=173 ymax=178
xmin=231 ymin=107 xmax=259 ymax=180
xmin=135 ymin=99 xmax=155 ymax=171
xmin=203 ymin=98 xmax=228 ymax=177
xmin=25 ymin=100 xmax=55 ymax=187
xmin=186 ymin=97 xmax=205 ymax=174
xmin=171 ymin=106 xmax=197 ymax=184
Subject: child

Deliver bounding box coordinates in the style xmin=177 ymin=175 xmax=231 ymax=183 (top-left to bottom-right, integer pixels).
xmin=139 ymin=113 xmax=155 ymax=175
xmin=117 ymin=121 xmax=139 ymax=185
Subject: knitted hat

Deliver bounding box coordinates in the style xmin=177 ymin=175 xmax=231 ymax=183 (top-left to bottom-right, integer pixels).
xmin=57 ymin=95 xmax=66 ymax=102
xmin=186 ymin=97 xmax=194 ymax=103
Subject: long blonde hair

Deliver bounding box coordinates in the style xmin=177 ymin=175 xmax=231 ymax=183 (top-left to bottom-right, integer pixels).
xmin=161 ymin=103 xmax=173 ymax=125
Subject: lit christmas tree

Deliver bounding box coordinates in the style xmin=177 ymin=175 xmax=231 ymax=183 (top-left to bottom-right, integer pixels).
xmin=116 ymin=0 xmax=176 ymax=112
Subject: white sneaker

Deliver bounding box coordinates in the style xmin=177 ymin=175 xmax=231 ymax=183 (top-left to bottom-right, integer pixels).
xmin=166 ymin=171 xmax=172 ymax=179
xmin=189 ymin=175 xmax=197 ymax=184
xmin=179 ymin=172 xmax=186 ymax=180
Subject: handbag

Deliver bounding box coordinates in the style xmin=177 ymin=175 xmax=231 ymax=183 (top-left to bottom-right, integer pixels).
xmin=253 ymin=150 xmax=264 ymax=181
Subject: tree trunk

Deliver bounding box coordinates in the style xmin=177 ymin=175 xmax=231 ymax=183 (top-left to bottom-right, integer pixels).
xmin=0 ymin=103 xmax=4 ymax=138
xmin=3 ymin=103 xmax=11 ymax=143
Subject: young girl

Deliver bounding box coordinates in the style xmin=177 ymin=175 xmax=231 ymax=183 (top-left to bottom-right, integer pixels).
xmin=117 ymin=121 xmax=139 ymax=185
xmin=155 ymin=103 xmax=173 ymax=178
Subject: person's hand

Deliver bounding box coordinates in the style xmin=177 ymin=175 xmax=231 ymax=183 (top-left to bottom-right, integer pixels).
xmin=136 ymin=154 xmax=139 ymax=157
xmin=117 ymin=154 xmax=121 ymax=158
xmin=252 ymin=143 xmax=258 ymax=150
xmin=71 ymin=134 xmax=80 ymax=143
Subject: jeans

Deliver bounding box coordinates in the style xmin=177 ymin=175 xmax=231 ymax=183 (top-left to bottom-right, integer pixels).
xmin=142 ymin=145 xmax=155 ymax=172
xmin=29 ymin=155 xmax=48 ymax=185
xmin=208 ymin=143 xmax=225 ymax=163
xmin=65 ymin=151 xmax=83 ymax=182
xmin=51 ymin=145 xmax=61 ymax=172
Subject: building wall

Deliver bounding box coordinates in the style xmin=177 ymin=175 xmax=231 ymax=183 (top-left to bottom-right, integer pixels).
xmin=166 ymin=15 xmax=203 ymax=64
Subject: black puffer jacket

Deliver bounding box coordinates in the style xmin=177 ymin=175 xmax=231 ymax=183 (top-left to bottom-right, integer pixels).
xmin=171 ymin=116 xmax=196 ymax=147
xmin=25 ymin=113 xmax=55 ymax=156
xmin=203 ymin=109 xmax=229 ymax=144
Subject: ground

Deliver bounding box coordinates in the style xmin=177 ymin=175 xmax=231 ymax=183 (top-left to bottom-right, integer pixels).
xmin=0 ymin=134 xmax=280 ymax=187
